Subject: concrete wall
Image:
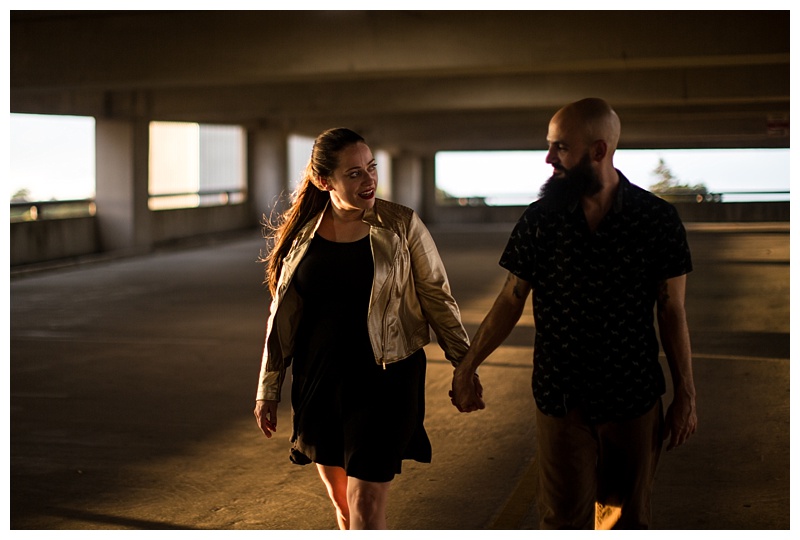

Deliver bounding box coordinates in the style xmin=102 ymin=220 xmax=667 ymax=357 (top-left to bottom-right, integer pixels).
xmin=9 ymin=201 xmax=789 ymax=267
xmin=10 ymin=203 xmax=256 ymax=267
xmin=150 ymin=203 xmax=254 ymax=245
xmin=671 ymin=201 xmax=790 ymax=223
xmin=10 ymin=217 xmax=100 ymax=266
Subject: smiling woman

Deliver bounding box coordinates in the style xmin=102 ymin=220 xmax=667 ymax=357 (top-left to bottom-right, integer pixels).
xmin=255 ymin=127 xmax=471 ymax=530
xmin=435 ymin=148 xmax=790 ymax=205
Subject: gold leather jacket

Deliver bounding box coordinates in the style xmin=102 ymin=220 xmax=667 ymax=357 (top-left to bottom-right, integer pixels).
xmin=256 ymin=199 xmax=470 ymax=401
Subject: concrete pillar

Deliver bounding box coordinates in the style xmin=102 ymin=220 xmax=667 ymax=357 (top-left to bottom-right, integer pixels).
xmin=421 ymin=153 xmax=437 ymax=224
xmin=392 ymin=153 xmax=423 ymax=215
xmin=249 ymin=126 xmax=289 ymax=227
xmin=94 ymin=118 xmax=152 ymax=252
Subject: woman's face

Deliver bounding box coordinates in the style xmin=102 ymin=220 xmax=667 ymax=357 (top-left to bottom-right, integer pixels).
xmin=324 ymin=142 xmax=377 ymax=212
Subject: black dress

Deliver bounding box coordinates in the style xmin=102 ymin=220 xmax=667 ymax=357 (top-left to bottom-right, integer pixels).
xmin=289 ymin=233 xmax=431 ymax=483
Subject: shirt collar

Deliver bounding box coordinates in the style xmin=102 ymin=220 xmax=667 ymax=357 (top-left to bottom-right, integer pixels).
xmin=613 ymin=169 xmax=629 ymax=213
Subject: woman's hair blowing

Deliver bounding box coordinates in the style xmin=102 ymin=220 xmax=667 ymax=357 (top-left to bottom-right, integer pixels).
xmin=263 ymin=127 xmax=366 ymax=295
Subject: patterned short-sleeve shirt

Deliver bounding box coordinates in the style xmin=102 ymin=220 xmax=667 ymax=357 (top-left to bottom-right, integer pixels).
xmin=500 ymin=171 xmax=692 ymax=423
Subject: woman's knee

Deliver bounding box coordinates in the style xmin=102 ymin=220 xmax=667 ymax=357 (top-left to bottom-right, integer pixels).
xmin=348 ymin=482 xmax=384 ymax=510
xmin=347 ymin=478 xmax=390 ymax=527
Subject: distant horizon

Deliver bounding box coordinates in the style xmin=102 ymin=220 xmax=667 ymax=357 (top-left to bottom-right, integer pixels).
xmin=435 ymin=148 xmax=790 ymax=205
xmin=10 ymin=113 xmax=791 ymax=205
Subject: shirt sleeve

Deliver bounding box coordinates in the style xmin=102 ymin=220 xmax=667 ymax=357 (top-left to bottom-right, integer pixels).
xmin=498 ymin=204 xmax=538 ymax=284
xmin=654 ymin=203 xmax=693 ymax=281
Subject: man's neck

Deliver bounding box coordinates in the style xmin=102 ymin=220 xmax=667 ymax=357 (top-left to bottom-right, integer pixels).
xmin=581 ymin=168 xmax=620 ymax=232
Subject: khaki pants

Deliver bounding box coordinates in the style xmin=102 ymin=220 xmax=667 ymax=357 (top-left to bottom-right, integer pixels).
xmin=535 ymin=400 xmax=663 ymax=530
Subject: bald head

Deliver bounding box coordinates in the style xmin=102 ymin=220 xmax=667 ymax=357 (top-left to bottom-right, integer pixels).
xmin=554 ymin=98 xmax=621 ymax=156
xmin=545 ymin=97 xmax=622 ymax=186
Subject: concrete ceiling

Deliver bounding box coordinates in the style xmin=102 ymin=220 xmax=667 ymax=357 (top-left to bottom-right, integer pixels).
xmin=10 ymin=10 xmax=790 ymax=153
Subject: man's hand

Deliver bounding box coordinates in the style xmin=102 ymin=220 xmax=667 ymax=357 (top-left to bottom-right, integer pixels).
xmin=450 ymin=367 xmax=485 ymax=413
xmin=663 ymin=389 xmax=697 ymax=450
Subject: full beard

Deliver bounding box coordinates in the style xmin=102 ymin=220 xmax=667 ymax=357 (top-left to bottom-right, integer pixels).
xmin=538 ymin=154 xmax=602 ymax=211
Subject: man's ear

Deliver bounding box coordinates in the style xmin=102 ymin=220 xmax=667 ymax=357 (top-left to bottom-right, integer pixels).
xmin=591 ymin=140 xmax=608 ymax=162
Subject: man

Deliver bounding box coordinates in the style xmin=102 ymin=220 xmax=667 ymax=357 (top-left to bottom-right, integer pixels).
xmin=451 ymin=98 xmax=697 ymax=529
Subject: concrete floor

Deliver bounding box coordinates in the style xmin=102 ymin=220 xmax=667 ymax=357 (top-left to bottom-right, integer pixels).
xmin=9 ymin=222 xmax=790 ymax=530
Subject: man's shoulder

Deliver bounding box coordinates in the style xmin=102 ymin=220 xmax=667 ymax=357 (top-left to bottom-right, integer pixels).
xmin=621 ymin=174 xmax=654 ymax=200
xmin=518 ymin=198 xmax=555 ymax=221
xmin=508 ymin=199 xmax=545 ymax=232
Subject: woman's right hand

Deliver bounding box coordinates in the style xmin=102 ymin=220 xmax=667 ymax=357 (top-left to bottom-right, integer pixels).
xmin=254 ymin=399 xmax=279 ymax=438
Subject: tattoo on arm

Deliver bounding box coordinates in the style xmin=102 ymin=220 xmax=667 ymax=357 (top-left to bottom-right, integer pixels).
xmin=507 ymin=273 xmax=525 ymax=300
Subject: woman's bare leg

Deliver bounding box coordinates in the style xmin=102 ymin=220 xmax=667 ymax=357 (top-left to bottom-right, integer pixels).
xmin=347 ymin=476 xmax=391 ymax=530
xmin=316 ymin=464 xmax=350 ymax=530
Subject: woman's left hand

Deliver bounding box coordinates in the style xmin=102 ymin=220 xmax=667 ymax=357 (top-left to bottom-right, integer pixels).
xmin=254 ymin=399 xmax=279 ymax=438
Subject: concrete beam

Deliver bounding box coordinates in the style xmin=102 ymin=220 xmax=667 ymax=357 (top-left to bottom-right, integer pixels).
xmin=10 ymin=11 xmax=788 ymax=89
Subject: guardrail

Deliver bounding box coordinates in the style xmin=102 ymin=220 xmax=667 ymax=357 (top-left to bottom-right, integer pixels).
xmin=9 ymin=189 xmax=788 ymax=221
xmin=10 ymin=199 xmax=96 ymax=222
xmin=10 ymin=189 xmax=247 ymax=221
xmin=700 ymin=190 xmax=790 ymax=203
xmin=438 ymin=190 xmax=790 ymax=206
xmin=148 ymin=189 xmax=247 ymax=210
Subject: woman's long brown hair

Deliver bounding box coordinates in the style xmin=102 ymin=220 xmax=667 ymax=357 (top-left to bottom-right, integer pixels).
xmin=262 ymin=127 xmax=366 ymax=296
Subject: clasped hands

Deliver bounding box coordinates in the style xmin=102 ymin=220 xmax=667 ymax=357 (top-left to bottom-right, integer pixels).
xmin=450 ymin=366 xmax=485 ymax=413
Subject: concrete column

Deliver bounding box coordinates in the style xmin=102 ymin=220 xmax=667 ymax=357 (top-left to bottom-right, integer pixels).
xmin=249 ymin=125 xmax=289 ymax=227
xmin=392 ymin=153 xmax=423 ymax=215
xmin=421 ymin=152 xmax=437 ymax=224
xmin=94 ymin=118 xmax=152 ymax=252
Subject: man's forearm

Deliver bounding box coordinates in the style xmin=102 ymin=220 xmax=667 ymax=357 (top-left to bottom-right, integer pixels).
xmin=657 ymin=275 xmax=695 ymax=396
xmin=457 ymin=273 xmax=530 ymax=375
xmin=659 ymin=307 xmax=695 ymax=396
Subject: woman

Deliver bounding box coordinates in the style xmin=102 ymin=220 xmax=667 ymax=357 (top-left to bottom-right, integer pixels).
xmin=253 ymin=128 xmax=474 ymax=530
